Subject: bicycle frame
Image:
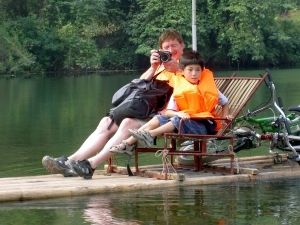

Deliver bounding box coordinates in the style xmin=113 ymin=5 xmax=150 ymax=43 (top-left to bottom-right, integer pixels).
xmin=232 ymin=69 xmax=300 ymax=161
xmin=235 ymin=113 xmax=300 ymax=134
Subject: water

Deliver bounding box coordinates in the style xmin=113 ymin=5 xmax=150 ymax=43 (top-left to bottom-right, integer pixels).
xmin=1 ymin=179 xmax=300 ymax=225
xmin=1 ymin=69 xmax=300 ymax=224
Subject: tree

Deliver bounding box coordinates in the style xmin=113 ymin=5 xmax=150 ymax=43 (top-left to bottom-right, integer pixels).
xmin=0 ymin=0 xmax=300 ymax=74
xmin=205 ymin=0 xmax=300 ymax=68
xmin=124 ymin=0 xmax=193 ymax=55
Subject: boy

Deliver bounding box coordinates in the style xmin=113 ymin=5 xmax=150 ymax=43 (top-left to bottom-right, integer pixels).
xmin=109 ymin=49 xmax=232 ymax=153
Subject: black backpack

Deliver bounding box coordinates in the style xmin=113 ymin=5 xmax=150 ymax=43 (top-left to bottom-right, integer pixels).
xmin=107 ymin=77 xmax=173 ymax=129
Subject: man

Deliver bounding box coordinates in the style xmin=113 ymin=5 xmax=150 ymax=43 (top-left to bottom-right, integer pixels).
xmin=42 ymin=29 xmax=185 ymax=179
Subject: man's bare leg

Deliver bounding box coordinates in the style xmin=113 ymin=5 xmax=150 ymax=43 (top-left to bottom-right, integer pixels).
xmin=68 ymin=117 xmax=118 ymax=161
xmin=88 ymin=118 xmax=142 ymax=168
xmin=42 ymin=116 xmax=117 ymax=176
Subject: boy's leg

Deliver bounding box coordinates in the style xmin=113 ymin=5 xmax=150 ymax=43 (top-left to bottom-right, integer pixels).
xmin=109 ymin=117 xmax=162 ymax=154
xmin=148 ymin=121 xmax=175 ymax=137
xmin=139 ymin=116 xmax=161 ymax=131
xmin=122 ymin=117 xmax=161 ymax=146
xmin=128 ymin=116 xmax=175 ymax=148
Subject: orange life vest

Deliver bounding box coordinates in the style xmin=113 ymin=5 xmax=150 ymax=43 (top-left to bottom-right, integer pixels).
xmin=154 ymin=64 xmax=182 ymax=88
xmin=173 ymin=69 xmax=221 ymax=130
xmin=155 ymin=70 xmax=177 ymax=87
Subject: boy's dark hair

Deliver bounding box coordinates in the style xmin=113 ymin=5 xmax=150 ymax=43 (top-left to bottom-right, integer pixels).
xmin=158 ymin=29 xmax=184 ymax=48
xmin=179 ymin=49 xmax=204 ymax=70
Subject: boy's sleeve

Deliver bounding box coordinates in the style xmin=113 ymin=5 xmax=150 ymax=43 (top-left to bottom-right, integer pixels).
xmin=166 ymin=95 xmax=179 ymax=111
xmin=218 ymin=90 xmax=228 ymax=106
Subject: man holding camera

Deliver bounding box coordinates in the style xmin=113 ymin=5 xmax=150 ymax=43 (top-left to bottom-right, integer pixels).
xmin=42 ymin=29 xmax=185 ymax=179
xmin=141 ymin=30 xmax=184 ymax=82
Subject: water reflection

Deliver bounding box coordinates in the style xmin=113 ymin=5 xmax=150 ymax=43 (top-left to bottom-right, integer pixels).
xmin=1 ymin=179 xmax=300 ymax=225
xmin=83 ymin=196 xmax=141 ymax=225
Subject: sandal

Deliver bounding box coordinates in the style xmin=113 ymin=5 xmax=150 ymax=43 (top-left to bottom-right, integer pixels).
xmin=109 ymin=141 xmax=136 ymax=155
xmin=128 ymin=129 xmax=154 ymax=148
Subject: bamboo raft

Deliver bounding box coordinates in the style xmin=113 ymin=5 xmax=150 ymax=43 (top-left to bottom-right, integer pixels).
xmin=1 ymin=154 xmax=300 ymax=203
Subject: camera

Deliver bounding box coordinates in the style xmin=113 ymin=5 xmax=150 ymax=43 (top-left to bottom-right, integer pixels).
xmin=157 ymin=51 xmax=172 ymax=63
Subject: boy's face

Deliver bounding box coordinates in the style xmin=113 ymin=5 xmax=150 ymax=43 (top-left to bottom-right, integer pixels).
xmin=183 ymin=65 xmax=202 ymax=84
xmin=160 ymin=39 xmax=184 ymax=61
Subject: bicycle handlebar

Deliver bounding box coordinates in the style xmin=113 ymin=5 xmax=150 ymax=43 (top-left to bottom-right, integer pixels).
xmin=266 ymin=71 xmax=292 ymax=135
xmin=266 ymin=68 xmax=274 ymax=83
xmin=278 ymin=96 xmax=286 ymax=114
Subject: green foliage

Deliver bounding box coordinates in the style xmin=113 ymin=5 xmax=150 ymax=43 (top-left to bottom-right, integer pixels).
xmin=203 ymin=0 xmax=300 ymax=68
xmin=8 ymin=15 xmax=64 ymax=72
xmin=0 ymin=23 xmax=35 ymax=74
xmin=57 ymin=23 xmax=101 ymax=69
xmin=124 ymin=0 xmax=193 ymax=55
xmin=49 ymin=0 xmax=129 ymax=70
xmin=271 ymin=9 xmax=300 ymax=67
xmin=0 ymin=0 xmax=300 ymax=74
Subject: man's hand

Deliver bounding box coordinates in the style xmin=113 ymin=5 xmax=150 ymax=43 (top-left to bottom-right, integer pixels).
xmin=150 ymin=50 xmax=161 ymax=68
xmin=150 ymin=50 xmax=180 ymax=73
xmin=163 ymin=59 xmax=180 ymax=73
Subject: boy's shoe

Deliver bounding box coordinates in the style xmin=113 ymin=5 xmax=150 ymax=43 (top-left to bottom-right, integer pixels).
xmin=128 ymin=129 xmax=154 ymax=148
xmin=66 ymin=159 xmax=95 ymax=179
xmin=109 ymin=141 xmax=136 ymax=155
xmin=42 ymin=156 xmax=78 ymax=177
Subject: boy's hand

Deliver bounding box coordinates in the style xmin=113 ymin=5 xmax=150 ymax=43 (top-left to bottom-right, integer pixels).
xmin=177 ymin=112 xmax=190 ymax=120
xmin=221 ymin=115 xmax=234 ymax=127
xmin=225 ymin=115 xmax=233 ymax=121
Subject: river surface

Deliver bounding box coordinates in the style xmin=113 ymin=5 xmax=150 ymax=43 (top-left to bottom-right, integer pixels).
xmin=1 ymin=179 xmax=300 ymax=225
xmin=1 ymin=68 xmax=300 ymax=224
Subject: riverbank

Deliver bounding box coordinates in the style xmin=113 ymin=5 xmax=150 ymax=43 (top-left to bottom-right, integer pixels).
xmin=1 ymin=154 xmax=300 ymax=203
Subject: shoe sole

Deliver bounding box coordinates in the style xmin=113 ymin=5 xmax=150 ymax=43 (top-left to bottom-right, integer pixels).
xmin=42 ymin=156 xmax=78 ymax=177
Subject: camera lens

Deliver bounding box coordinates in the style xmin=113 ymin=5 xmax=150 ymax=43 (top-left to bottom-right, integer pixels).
xmin=160 ymin=54 xmax=169 ymax=62
xmin=158 ymin=51 xmax=171 ymax=63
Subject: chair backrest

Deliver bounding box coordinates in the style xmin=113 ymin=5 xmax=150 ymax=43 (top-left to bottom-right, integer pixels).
xmin=214 ymin=72 xmax=268 ymax=135
xmin=214 ymin=73 xmax=236 ymax=92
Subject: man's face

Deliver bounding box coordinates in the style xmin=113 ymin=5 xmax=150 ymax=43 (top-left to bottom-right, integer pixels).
xmin=160 ymin=39 xmax=184 ymax=61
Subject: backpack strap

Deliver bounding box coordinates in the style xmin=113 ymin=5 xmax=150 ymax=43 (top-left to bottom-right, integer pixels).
xmin=107 ymin=119 xmax=114 ymax=130
xmin=106 ymin=112 xmax=115 ymax=130
xmin=151 ymin=65 xmax=163 ymax=81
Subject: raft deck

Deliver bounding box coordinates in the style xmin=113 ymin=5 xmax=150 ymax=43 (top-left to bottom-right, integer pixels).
xmin=1 ymin=154 xmax=300 ymax=203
